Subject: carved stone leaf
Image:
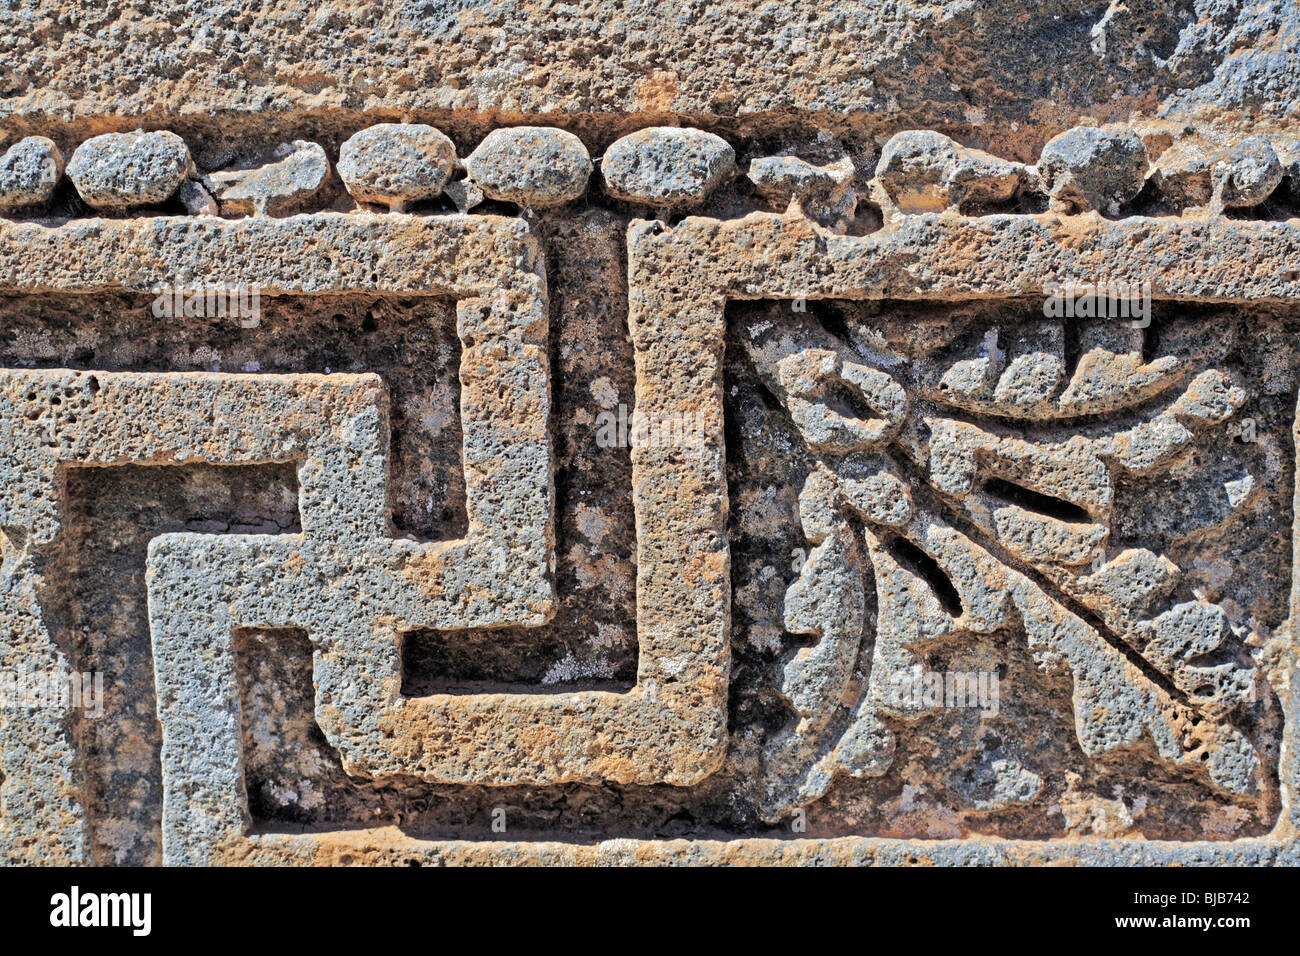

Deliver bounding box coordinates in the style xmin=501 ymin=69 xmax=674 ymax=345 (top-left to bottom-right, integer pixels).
xmin=746 ymin=311 xmax=1264 ymax=816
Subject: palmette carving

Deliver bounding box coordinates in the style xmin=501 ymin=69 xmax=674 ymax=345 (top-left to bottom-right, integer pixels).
xmin=746 ymin=313 xmax=1261 ymax=821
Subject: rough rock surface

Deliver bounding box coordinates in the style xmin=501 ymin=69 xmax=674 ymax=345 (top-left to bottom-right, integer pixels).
xmin=337 ymin=124 xmax=456 ymax=211
xmin=0 ymin=136 xmax=62 ymax=211
xmin=209 ymin=140 xmax=329 ymax=216
xmin=1214 ymin=135 xmax=1284 ymax=208
xmin=176 ymin=177 xmax=218 ymax=216
xmin=65 ymin=130 xmax=192 ymax=210
xmin=0 ymin=2 xmax=1299 ymax=870
xmin=875 ymin=129 xmax=1023 ymax=213
xmin=602 ymin=126 xmax=735 ymax=205
xmin=749 ymin=152 xmax=856 ymax=228
xmin=1151 ymin=139 xmax=1217 ymax=210
xmin=1038 ymin=126 xmax=1149 ymax=215
xmin=466 ymin=127 xmax=591 ymax=206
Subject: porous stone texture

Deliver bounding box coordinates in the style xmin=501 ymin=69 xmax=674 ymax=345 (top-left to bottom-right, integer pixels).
xmin=1038 ymin=126 xmax=1149 ymax=215
xmin=337 ymin=124 xmax=457 ymax=211
xmin=65 ymin=130 xmax=192 ymax=210
xmin=176 ymin=177 xmax=218 ymax=216
xmin=445 ymin=178 xmax=485 ymax=213
xmin=209 ymin=140 xmax=329 ymax=216
xmin=1151 ymin=139 xmax=1217 ymax=210
xmin=749 ymin=152 xmax=856 ymax=228
xmin=1 ymin=2 xmax=1300 ymax=869
xmin=875 ymin=130 xmax=1024 ymax=214
xmin=602 ymin=126 xmax=735 ymax=205
xmin=1214 ymin=135 xmax=1284 ymax=208
xmin=466 ymin=127 xmax=592 ymax=207
xmin=0 ymin=136 xmax=62 ymax=211
xmin=1278 ymin=138 xmax=1300 ymax=205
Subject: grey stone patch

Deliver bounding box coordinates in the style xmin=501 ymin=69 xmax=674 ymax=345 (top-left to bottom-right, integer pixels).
xmin=874 ymin=130 xmax=1024 ymax=214
xmin=1150 ymin=139 xmax=1216 ymax=210
xmin=66 ymin=131 xmax=193 ymax=211
xmin=7 ymin=0 xmax=1300 ymax=153
xmin=176 ymin=178 xmax=218 ymax=216
xmin=956 ymin=756 xmax=1044 ymax=812
xmin=1038 ymin=126 xmax=1149 ymax=216
xmin=601 ymin=126 xmax=735 ymax=206
xmin=748 ymin=153 xmax=856 ymax=229
xmin=466 ymin=126 xmax=592 ymax=207
xmin=444 ymin=177 xmax=484 ymax=213
xmin=749 ymin=153 xmax=854 ymax=203
xmin=1273 ymin=137 xmax=1300 ymax=206
xmin=1276 ymin=138 xmax=1300 ymax=205
xmin=337 ymin=123 xmax=456 ymax=212
xmin=209 ymin=141 xmax=329 ymax=217
xmin=1213 ymin=135 xmax=1284 ymax=209
xmin=0 ymin=136 xmax=64 ymax=213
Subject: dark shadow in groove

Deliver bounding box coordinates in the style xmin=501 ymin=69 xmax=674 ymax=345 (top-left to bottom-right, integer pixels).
xmin=885 ymin=535 xmax=963 ymax=618
xmin=983 ymin=477 xmax=1093 ymax=523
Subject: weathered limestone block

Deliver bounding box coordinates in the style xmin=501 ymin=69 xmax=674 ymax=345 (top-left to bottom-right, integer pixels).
xmin=749 ymin=152 xmax=856 ymax=228
xmin=1213 ymin=134 xmax=1284 ymax=208
xmin=337 ymin=123 xmax=457 ymax=211
xmin=1277 ymin=138 xmax=1300 ymax=205
xmin=3 ymin=2 xmax=1300 ymax=871
xmin=602 ymin=126 xmax=735 ymax=205
xmin=1038 ymin=126 xmax=1149 ymax=215
xmin=444 ymin=177 xmax=485 ymax=213
xmin=466 ymin=127 xmax=592 ymax=207
xmin=0 ymin=137 xmax=63 ymax=212
xmin=875 ymin=130 xmax=1024 ymax=213
xmin=0 ymin=204 xmax=1296 ymax=866
xmin=176 ymin=178 xmax=218 ymax=216
xmin=0 ymin=213 xmax=735 ymax=865
xmin=66 ymin=131 xmax=193 ymax=210
xmin=1150 ymin=138 xmax=1216 ymax=210
xmin=209 ymin=141 xmax=329 ymax=217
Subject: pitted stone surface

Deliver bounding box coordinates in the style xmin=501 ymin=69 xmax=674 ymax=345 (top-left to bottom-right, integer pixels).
xmin=1038 ymin=126 xmax=1149 ymax=215
xmin=176 ymin=177 xmax=218 ymax=216
xmin=628 ymin=212 xmax=1296 ymax=832
xmin=749 ymin=152 xmax=856 ymax=228
xmin=875 ymin=130 xmax=1024 ymax=214
xmin=66 ymin=131 xmax=193 ymax=210
xmin=209 ymin=141 xmax=329 ymax=217
xmin=1151 ymin=139 xmax=1216 ymax=210
xmin=337 ymin=124 xmax=457 ymax=211
xmin=466 ymin=127 xmax=592 ymax=207
xmin=750 ymin=153 xmax=854 ymax=204
xmin=0 ymin=137 xmax=63 ymax=212
xmin=0 ymin=212 xmax=733 ymax=865
xmin=0 ymin=203 xmax=1296 ymax=867
xmin=1278 ymin=138 xmax=1300 ymax=205
xmin=2 ymin=4 xmax=1300 ymax=869
xmin=1214 ymin=135 xmax=1284 ymax=208
xmin=6 ymin=2 xmax=1300 ymax=154
xmin=601 ymin=127 xmax=735 ymax=205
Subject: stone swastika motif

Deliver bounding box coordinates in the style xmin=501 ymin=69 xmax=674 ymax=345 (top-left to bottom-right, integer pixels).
xmin=0 ymin=102 xmax=1298 ymax=867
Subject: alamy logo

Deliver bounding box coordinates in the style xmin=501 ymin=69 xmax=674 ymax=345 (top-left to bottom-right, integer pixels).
xmin=1042 ymin=279 xmax=1152 ymax=328
xmin=595 ymin=403 xmax=708 ymax=449
xmin=889 ymin=665 xmax=1001 ymax=717
xmin=151 ymin=284 xmax=262 ymax=327
xmin=49 ymin=886 xmax=151 ymax=936
xmin=0 ymin=666 xmax=104 ymax=718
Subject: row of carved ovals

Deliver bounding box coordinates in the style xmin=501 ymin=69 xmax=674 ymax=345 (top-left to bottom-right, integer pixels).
xmin=1 ymin=122 xmax=1296 ymax=222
